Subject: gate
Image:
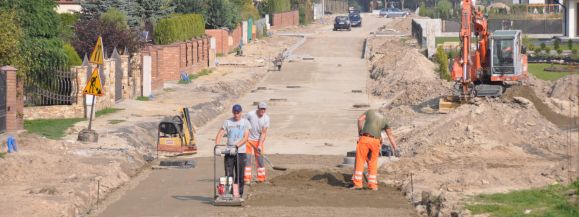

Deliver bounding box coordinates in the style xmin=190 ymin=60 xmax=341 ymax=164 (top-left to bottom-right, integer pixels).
xmin=0 ymin=71 xmax=6 ymax=133
xmin=248 ymin=18 xmax=253 ymax=43
xmin=24 ymin=65 xmax=78 ymax=106
xmin=113 ymin=49 xmax=123 ymax=101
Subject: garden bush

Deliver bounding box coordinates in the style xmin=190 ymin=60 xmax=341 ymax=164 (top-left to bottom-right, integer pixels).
xmin=154 ymin=13 xmax=205 ymax=45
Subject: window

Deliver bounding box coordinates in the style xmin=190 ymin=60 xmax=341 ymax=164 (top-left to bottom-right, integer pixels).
xmin=492 ymin=39 xmax=515 ymax=74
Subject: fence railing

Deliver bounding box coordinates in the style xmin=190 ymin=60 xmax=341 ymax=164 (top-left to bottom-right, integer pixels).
xmin=24 ymin=66 xmax=78 ymax=106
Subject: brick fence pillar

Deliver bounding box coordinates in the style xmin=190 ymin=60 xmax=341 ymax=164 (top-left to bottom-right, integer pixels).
xmin=1 ymin=66 xmax=23 ymax=133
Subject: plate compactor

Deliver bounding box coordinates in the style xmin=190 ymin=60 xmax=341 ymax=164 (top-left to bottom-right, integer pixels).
xmin=213 ymin=145 xmax=244 ymax=206
xmin=156 ymin=107 xmax=197 ymax=157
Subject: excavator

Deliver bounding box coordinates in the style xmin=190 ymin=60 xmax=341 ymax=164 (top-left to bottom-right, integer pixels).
xmin=438 ymin=0 xmax=528 ymax=113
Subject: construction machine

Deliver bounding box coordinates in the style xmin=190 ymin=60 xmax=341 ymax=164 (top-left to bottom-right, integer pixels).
xmin=439 ymin=0 xmax=528 ymax=113
xmin=156 ymin=107 xmax=197 ymax=157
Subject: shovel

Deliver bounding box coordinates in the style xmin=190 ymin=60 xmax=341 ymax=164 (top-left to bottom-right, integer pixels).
xmin=256 ymin=148 xmax=287 ymax=171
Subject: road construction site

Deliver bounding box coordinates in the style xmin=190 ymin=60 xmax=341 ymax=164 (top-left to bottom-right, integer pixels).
xmin=0 ymin=13 xmax=577 ymax=217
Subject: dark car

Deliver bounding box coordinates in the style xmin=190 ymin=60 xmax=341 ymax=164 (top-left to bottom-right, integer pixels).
xmin=348 ymin=13 xmax=362 ymax=27
xmin=333 ymin=16 xmax=351 ymax=31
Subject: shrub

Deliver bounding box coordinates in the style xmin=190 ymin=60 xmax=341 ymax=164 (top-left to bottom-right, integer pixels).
xmin=545 ymin=47 xmax=551 ymax=54
xmin=572 ymin=48 xmax=577 ymax=55
xmin=553 ymin=38 xmax=560 ymax=50
xmin=556 ymin=48 xmax=563 ymax=55
xmin=63 ymin=43 xmax=82 ymax=67
xmin=533 ymin=47 xmax=541 ymax=54
xmin=568 ymin=39 xmax=573 ymax=50
xmin=540 ymin=42 xmax=546 ymax=50
xmin=0 ymin=10 xmax=24 ymax=74
xmin=154 ymin=14 xmax=205 ymax=45
xmin=204 ymin=0 xmax=240 ymax=29
xmin=100 ymin=7 xmax=128 ymax=29
xmin=269 ymin=0 xmax=291 ymax=13
xmin=73 ymin=19 xmax=141 ymax=57
xmin=238 ymin=0 xmax=260 ymax=20
xmin=59 ymin=13 xmax=80 ymax=43
xmin=292 ymin=0 xmax=314 ymax=25
xmin=436 ymin=46 xmax=451 ymax=81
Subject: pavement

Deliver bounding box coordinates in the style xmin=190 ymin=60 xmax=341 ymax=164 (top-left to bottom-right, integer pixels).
xmin=92 ymin=15 xmax=417 ymax=217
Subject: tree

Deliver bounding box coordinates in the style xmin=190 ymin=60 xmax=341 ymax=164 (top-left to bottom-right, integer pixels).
xmin=72 ymin=19 xmax=140 ymax=58
xmin=204 ymin=0 xmax=240 ymax=29
xmin=100 ymin=7 xmax=128 ymax=29
xmin=59 ymin=13 xmax=80 ymax=43
xmin=80 ymin=0 xmax=174 ymax=29
xmin=0 ymin=10 xmax=24 ymax=74
xmin=436 ymin=0 xmax=452 ymax=20
xmin=553 ymin=38 xmax=560 ymax=50
xmin=0 ymin=0 xmax=68 ymax=76
xmin=173 ymin=0 xmax=207 ymax=14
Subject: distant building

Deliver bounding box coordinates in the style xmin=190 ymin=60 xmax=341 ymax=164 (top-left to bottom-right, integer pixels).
xmin=563 ymin=0 xmax=577 ymax=38
xmin=55 ymin=0 xmax=82 ymax=14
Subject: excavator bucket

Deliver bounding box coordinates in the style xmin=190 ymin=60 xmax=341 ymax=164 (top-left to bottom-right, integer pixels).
xmin=438 ymin=96 xmax=462 ymax=113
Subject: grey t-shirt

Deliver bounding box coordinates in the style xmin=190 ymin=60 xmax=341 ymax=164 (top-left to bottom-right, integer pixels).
xmin=245 ymin=110 xmax=270 ymax=141
xmin=222 ymin=118 xmax=251 ymax=153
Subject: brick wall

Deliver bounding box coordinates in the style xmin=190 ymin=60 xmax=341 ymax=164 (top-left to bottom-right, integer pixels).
xmin=271 ymin=11 xmax=299 ymax=29
xmin=141 ymin=36 xmax=210 ymax=91
xmin=205 ymin=29 xmax=229 ymax=55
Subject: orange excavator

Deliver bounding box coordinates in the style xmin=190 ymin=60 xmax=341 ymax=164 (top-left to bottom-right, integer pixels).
xmin=439 ymin=0 xmax=528 ymax=113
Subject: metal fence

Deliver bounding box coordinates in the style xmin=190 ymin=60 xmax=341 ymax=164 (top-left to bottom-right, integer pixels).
xmin=443 ymin=19 xmax=563 ymax=34
xmin=24 ymin=65 xmax=78 ymax=106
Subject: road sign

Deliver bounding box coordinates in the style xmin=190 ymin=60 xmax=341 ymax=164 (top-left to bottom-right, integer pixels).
xmin=90 ymin=36 xmax=104 ymax=65
xmin=83 ymin=68 xmax=104 ymax=96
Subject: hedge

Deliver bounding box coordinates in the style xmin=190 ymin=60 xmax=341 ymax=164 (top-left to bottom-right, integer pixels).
xmin=269 ymin=0 xmax=291 ymax=13
xmin=154 ymin=14 xmax=205 ymax=45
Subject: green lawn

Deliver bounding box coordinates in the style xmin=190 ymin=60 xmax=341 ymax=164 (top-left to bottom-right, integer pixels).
xmin=24 ymin=118 xmax=85 ymax=140
xmin=136 ymin=96 xmax=149 ymax=101
xmin=435 ymin=37 xmax=459 ymax=46
xmin=95 ymin=107 xmax=123 ymax=117
xmin=466 ymin=181 xmax=579 ymax=217
xmin=528 ymin=63 xmax=578 ymax=81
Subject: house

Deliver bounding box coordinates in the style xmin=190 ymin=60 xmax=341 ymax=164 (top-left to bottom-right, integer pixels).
xmin=563 ymin=0 xmax=577 ymax=39
xmin=55 ymin=0 xmax=82 ymax=14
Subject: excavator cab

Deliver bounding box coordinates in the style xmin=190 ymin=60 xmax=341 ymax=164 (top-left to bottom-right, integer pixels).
xmin=489 ymin=30 xmax=527 ymax=82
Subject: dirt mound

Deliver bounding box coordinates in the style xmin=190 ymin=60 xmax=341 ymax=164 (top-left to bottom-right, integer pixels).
xmin=550 ymin=75 xmax=579 ymax=102
xmin=504 ymin=85 xmax=578 ymax=129
xmin=388 ymin=17 xmax=413 ymax=34
xmin=368 ymin=37 xmax=452 ymax=106
xmin=247 ymin=169 xmax=414 ymax=211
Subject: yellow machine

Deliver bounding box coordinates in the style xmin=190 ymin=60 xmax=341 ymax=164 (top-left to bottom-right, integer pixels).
xmin=157 ymin=107 xmax=197 ymax=157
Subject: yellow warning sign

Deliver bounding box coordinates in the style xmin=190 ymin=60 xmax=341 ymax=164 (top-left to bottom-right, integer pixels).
xmin=83 ymin=68 xmax=104 ymax=96
xmin=89 ymin=36 xmax=104 ymax=65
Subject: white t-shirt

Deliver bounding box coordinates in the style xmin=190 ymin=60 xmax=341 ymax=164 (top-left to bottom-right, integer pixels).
xmin=245 ymin=110 xmax=270 ymax=141
xmin=222 ymin=118 xmax=251 ymax=153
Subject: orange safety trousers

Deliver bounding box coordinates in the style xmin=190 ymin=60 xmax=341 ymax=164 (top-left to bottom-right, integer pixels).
xmin=245 ymin=140 xmax=266 ymax=182
xmin=352 ymin=136 xmax=381 ymax=189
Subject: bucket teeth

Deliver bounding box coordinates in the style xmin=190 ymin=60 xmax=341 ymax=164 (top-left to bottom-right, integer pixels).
xmin=438 ymin=96 xmax=462 ymax=113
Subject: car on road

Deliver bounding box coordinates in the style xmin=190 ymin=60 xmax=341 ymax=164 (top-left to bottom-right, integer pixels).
xmin=379 ymin=8 xmax=409 ymax=18
xmin=348 ymin=13 xmax=362 ymax=27
xmin=333 ymin=16 xmax=351 ymax=31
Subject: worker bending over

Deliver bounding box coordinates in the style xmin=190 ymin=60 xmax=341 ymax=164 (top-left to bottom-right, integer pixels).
xmin=244 ymin=102 xmax=270 ymax=183
xmin=215 ymin=104 xmax=251 ymax=196
xmin=352 ymin=109 xmax=399 ymax=190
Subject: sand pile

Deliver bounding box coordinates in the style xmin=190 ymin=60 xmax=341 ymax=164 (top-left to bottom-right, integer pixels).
xmin=550 ymin=75 xmax=579 ymax=102
xmin=368 ymin=38 xmax=452 ymax=106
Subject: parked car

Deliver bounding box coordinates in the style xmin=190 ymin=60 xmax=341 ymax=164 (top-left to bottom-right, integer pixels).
xmin=333 ymin=16 xmax=351 ymax=31
xmin=379 ymin=8 xmax=409 ymax=18
xmin=349 ymin=9 xmax=361 ymax=15
xmin=348 ymin=13 xmax=362 ymax=27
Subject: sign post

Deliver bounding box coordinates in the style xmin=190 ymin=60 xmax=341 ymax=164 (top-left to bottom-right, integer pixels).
xmin=78 ymin=36 xmax=104 ymax=142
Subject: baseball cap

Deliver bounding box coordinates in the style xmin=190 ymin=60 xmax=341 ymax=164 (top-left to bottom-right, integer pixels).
xmin=257 ymin=102 xmax=267 ymax=109
xmin=232 ymin=104 xmax=242 ymax=113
